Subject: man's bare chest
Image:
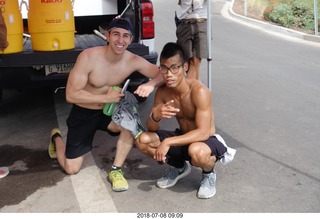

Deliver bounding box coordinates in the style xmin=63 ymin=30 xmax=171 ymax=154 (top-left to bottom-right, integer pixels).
xmin=167 ymin=96 xmax=195 ymax=120
xmin=88 ymin=69 xmax=128 ymax=87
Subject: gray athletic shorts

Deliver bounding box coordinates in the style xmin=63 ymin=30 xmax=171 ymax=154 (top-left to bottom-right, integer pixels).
xmin=176 ymin=21 xmax=208 ymax=59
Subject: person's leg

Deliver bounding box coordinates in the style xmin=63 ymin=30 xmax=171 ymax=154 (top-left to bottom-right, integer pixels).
xmin=135 ymin=131 xmax=161 ymax=158
xmin=107 ymin=121 xmax=134 ymax=192
xmin=176 ymin=23 xmax=196 ymax=78
xmin=189 ymin=21 xmax=207 ymax=80
xmin=188 ymin=141 xmax=217 ymax=199
xmin=187 ymin=56 xmax=202 ymax=80
xmin=49 ymin=105 xmax=100 ymax=175
xmin=137 ymin=130 xmax=192 ymax=189
xmin=136 ymin=130 xmax=185 ymax=162
xmin=51 ymin=132 xmax=84 ymax=175
xmin=113 ymin=127 xmax=134 ymax=167
xmin=156 ymin=149 xmax=191 ymax=189
xmin=188 ymin=142 xmax=216 ymax=171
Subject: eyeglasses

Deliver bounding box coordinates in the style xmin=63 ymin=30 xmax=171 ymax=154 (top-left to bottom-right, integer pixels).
xmin=159 ymin=65 xmax=183 ymax=74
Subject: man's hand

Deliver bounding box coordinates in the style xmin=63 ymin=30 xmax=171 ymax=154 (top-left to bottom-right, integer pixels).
xmin=151 ymin=100 xmax=180 ymax=122
xmin=106 ymin=86 xmax=124 ymax=103
xmin=158 ymin=100 xmax=180 ymax=119
xmin=0 ymin=41 xmax=8 ymax=51
xmin=134 ymin=84 xmax=155 ymax=97
xmin=154 ymin=140 xmax=170 ymax=162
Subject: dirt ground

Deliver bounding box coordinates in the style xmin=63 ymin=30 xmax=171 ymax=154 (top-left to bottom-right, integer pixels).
xmin=232 ymin=0 xmax=267 ymax=21
xmin=232 ymin=0 xmax=319 ymax=34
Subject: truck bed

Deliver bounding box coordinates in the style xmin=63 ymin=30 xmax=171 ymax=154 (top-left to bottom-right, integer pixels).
xmin=0 ymin=34 xmax=149 ymax=67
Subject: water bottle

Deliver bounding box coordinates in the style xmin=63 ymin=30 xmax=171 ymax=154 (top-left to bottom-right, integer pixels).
xmin=103 ymin=86 xmax=120 ymax=116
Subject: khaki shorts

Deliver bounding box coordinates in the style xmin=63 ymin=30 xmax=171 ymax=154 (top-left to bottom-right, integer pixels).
xmin=176 ymin=21 xmax=208 ymax=59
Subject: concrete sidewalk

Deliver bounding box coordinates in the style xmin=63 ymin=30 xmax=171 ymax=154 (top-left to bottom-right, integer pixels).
xmin=226 ymin=0 xmax=320 ymax=44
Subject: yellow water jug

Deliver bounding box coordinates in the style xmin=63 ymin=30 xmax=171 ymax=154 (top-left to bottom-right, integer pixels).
xmin=27 ymin=0 xmax=75 ymax=51
xmin=0 ymin=0 xmax=23 ymax=54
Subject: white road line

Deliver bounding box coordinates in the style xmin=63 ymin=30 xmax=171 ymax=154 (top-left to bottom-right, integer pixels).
xmin=54 ymin=92 xmax=117 ymax=213
xmin=71 ymin=153 xmax=117 ymax=213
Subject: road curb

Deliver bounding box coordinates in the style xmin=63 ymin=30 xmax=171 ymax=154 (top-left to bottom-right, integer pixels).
xmin=227 ymin=0 xmax=320 ymax=43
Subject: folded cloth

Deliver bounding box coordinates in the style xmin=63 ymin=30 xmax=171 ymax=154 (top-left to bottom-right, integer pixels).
xmin=112 ymin=91 xmax=145 ymax=139
xmin=214 ymin=134 xmax=236 ymax=165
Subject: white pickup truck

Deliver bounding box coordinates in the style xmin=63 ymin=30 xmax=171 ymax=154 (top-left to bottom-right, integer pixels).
xmin=0 ymin=0 xmax=157 ymax=102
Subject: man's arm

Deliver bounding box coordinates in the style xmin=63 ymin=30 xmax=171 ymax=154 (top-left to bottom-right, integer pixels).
xmin=0 ymin=13 xmax=9 ymax=51
xmin=134 ymin=72 xmax=164 ymax=98
xmin=146 ymin=87 xmax=166 ymax=131
xmin=132 ymin=55 xmax=164 ymax=97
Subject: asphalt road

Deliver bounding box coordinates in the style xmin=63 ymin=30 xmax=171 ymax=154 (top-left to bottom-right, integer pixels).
xmin=1 ymin=0 xmax=320 ymax=215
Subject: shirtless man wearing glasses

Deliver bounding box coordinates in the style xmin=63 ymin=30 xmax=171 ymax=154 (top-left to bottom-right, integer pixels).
xmin=135 ymin=42 xmax=236 ymax=199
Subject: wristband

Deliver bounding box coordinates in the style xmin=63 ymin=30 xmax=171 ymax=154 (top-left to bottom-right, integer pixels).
xmin=149 ymin=112 xmax=160 ymax=123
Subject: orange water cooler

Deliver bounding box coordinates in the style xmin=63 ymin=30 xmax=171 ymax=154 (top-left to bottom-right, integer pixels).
xmin=27 ymin=0 xmax=75 ymax=51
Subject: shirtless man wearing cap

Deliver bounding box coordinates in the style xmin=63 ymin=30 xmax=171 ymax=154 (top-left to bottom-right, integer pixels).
xmin=49 ymin=18 xmax=163 ymax=192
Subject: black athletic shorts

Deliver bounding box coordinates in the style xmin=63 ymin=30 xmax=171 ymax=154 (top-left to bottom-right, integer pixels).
xmin=155 ymin=128 xmax=227 ymax=168
xmin=65 ymin=104 xmax=120 ymax=159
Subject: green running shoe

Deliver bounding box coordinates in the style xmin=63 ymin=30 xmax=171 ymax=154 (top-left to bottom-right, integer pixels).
xmin=108 ymin=169 xmax=129 ymax=192
xmin=48 ymin=128 xmax=61 ymax=159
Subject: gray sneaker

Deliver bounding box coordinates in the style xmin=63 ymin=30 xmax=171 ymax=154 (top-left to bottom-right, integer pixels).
xmin=197 ymin=172 xmax=216 ymax=199
xmin=156 ymin=162 xmax=191 ymax=189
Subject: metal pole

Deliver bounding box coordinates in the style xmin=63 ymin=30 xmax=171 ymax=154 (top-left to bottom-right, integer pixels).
xmin=315 ymin=0 xmax=318 ymax=35
xmin=244 ymin=0 xmax=247 ymax=17
xmin=207 ymin=0 xmax=212 ymax=90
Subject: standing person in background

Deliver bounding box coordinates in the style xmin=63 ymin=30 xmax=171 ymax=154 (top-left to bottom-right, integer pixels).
xmin=0 ymin=12 xmax=10 ymax=178
xmin=175 ymin=0 xmax=208 ymax=80
xmin=0 ymin=12 xmax=9 ymax=51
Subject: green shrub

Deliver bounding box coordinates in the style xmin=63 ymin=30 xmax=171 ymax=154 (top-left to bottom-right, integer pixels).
xmin=265 ymin=0 xmax=315 ymax=32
